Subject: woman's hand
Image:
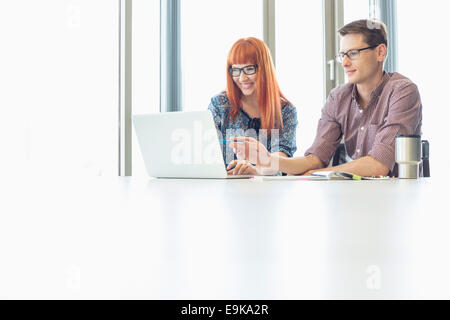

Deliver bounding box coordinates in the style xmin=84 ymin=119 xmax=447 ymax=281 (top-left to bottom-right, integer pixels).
xmin=226 ymin=160 xmax=258 ymax=175
xmin=228 ymin=137 xmax=273 ymax=167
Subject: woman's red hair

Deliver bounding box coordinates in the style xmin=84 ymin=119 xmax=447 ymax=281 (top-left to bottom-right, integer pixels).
xmin=226 ymin=37 xmax=289 ymax=132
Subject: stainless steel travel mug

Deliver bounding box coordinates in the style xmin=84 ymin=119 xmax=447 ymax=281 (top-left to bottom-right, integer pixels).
xmin=395 ymin=135 xmax=421 ymax=179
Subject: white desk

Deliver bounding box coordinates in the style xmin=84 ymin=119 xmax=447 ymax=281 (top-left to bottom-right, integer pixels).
xmin=1 ymin=175 xmax=449 ymax=299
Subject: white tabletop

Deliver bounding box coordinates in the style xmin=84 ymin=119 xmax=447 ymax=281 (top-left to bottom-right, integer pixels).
xmin=1 ymin=175 xmax=449 ymax=299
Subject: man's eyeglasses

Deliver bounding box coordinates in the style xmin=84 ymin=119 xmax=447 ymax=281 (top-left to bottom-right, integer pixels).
xmin=228 ymin=64 xmax=258 ymax=77
xmin=335 ymin=45 xmax=380 ymax=63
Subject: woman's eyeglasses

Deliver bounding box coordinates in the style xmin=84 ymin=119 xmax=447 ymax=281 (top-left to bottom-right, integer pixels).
xmin=228 ymin=64 xmax=258 ymax=77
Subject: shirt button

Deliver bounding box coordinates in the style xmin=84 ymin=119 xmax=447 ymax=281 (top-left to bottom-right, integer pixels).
xmin=361 ymin=126 xmax=364 ymax=131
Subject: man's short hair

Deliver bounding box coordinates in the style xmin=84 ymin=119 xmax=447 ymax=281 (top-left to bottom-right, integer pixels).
xmin=338 ymin=19 xmax=388 ymax=48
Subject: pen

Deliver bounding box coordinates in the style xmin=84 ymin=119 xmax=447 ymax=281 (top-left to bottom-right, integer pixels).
xmin=221 ymin=139 xmax=244 ymax=145
xmin=338 ymin=172 xmax=362 ymax=180
xmin=310 ymin=172 xmax=362 ymax=180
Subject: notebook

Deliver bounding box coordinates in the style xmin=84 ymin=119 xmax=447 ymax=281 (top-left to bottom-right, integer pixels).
xmin=255 ymin=171 xmax=392 ymax=181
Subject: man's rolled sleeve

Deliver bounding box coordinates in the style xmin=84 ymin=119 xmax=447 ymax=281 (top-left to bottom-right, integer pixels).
xmin=304 ymin=93 xmax=343 ymax=166
xmin=368 ymin=83 xmax=422 ymax=171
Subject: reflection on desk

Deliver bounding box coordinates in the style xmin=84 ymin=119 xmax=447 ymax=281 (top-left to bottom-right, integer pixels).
xmin=0 ymin=176 xmax=449 ymax=299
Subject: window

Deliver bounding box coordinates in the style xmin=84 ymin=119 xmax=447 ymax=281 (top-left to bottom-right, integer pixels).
xmin=180 ymin=0 xmax=263 ymax=111
xmin=340 ymin=0 xmax=371 ymax=86
xmin=344 ymin=0 xmax=370 ymax=24
xmin=132 ymin=0 xmax=160 ymax=176
xmin=276 ymin=0 xmax=324 ymax=156
xmin=0 ymin=0 xmax=119 ymax=177
xmin=397 ymin=0 xmax=449 ymax=170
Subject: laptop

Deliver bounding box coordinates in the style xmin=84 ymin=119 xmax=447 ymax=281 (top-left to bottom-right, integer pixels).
xmin=132 ymin=111 xmax=252 ymax=179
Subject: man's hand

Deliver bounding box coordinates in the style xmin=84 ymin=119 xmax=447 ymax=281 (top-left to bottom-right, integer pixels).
xmin=228 ymin=137 xmax=273 ymax=167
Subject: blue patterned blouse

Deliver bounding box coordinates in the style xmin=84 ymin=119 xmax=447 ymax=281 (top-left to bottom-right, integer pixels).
xmin=208 ymin=92 xmax=298 ymax=165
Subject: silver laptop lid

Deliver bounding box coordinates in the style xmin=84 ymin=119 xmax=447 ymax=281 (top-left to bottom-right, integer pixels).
xmin=133 ymin=111 xmax=232 ymax=178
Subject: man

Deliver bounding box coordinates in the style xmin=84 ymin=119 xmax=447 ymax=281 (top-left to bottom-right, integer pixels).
xmin=228 ymin=19 xmax=422 ymax=177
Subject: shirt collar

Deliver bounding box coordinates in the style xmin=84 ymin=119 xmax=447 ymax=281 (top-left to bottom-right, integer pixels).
xmin=371 ymin=71 xmax=390 ymax=99
xmin=351 ymin=71 xmax=391 ymax=106
xmin=239 ymin=109 xmax=261 ymax=130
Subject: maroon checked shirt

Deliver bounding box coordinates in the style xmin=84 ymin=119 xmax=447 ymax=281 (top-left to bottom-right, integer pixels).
xmin=305 ymin=72 xmax=422 ymax=173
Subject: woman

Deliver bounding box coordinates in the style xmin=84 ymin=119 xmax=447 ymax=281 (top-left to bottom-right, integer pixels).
xmin=208 ymin=37 xmax=298 ymax=175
